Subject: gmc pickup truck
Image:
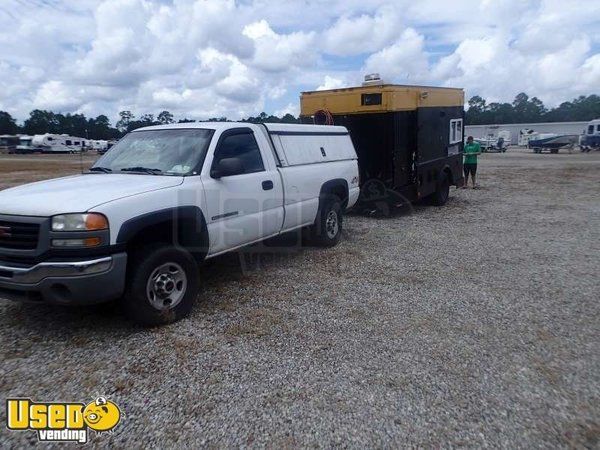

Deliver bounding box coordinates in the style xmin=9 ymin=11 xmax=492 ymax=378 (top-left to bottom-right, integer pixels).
xmin=0 ymin=123 xmax=359 ymax=324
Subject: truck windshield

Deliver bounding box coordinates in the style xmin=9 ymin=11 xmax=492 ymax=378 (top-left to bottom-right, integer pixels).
xmin=93 ymin=129 xmax=214 ymax=175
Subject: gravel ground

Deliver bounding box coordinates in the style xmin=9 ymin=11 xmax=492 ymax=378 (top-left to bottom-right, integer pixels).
xmin=1 ymin=148 xmax=599 ymax=447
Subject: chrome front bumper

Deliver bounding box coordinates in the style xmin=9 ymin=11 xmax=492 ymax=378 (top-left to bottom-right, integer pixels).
xmin=0 ymin=253 xmax=127 ymax=305
xmin=0 ymin=257 xmax=113 ymax=285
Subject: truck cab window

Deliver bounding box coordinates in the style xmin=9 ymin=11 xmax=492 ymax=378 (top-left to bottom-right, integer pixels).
xmin=214 ymin=132 xmax=265 ymax=174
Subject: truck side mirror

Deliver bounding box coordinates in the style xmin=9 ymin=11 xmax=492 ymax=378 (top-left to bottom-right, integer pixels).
xmin=211 ymin=157 xmax=245 ymax=178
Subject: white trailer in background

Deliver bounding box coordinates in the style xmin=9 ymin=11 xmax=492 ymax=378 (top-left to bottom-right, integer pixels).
xmin=90 ymin=140 xmax=109 ymax=153
xmin=466 ymin=121 xmax=587 ymax=146
xmin=31 ymin=134 xmax=88 ymax=153
xmin=16 ymin=136 xmax=36 ymax=154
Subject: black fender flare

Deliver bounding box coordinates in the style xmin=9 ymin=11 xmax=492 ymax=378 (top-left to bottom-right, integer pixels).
xmin=319 ymin=178 xmax=350 ymax=208
xmin=116 ymin=206 xmax=209 ymax=259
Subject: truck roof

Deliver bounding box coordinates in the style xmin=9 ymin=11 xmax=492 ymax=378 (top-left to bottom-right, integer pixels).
xmin=136 ymin=122 xmax=349 ymax=135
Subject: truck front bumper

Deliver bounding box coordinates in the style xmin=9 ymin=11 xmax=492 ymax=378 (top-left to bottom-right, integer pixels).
xmin=0 ymin=253 xmax=127 ymax=305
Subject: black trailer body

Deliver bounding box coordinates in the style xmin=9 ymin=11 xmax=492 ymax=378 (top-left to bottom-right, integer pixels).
xmin=300 ymin=83 xmax=465 ymax=207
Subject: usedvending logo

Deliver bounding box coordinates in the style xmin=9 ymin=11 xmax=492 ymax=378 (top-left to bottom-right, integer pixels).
xmin=6 ymin=397 xmax=121 ymax=444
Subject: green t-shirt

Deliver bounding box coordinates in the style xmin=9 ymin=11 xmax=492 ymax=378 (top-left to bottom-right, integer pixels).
xmin=464 ymin=142 xmax=481 ymax=164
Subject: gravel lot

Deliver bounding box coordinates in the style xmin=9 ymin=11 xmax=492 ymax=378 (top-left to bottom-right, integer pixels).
xmin=1 ymin=149 xmax=599 ymax=447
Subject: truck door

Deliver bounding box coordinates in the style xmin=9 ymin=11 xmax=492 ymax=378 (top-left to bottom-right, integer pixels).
xmin=201 ymin=128 xmax=284 ymax=255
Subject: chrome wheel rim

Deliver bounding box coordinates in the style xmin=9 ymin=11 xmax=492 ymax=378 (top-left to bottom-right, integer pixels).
xmin=326 ymin=210 xmax=339 ymax=239
xmin=146 ymin=262 xmax=187 ymax=310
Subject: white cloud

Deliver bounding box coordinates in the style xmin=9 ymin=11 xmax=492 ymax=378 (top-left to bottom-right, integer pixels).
xmin=363 ymin=29 xmax=429 ymax=83
xmin=316 ymin=75 xmax=346 ymax=91
xmin=323 ymin=5 xmax=402 ymax=56
xmin=243 ymin=20 xmax=316 ymax=72
xmin=275 ymin=102 xmax=300 ymax=117
xmin=0 ymin=0 xmax=598 ymax=123
xmin=33 ymin=81 xmax=83 ymax=111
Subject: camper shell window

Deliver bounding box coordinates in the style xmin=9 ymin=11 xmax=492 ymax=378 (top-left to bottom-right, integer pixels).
xmin=361 ymin=93 xmax=382 ymax=106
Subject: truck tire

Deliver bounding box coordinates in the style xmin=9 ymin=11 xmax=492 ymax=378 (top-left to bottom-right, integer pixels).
xmin=123 ymin=243 xmax=199 ymax=326
xmin=431 ymin=173 xmax=450 ymax=206
xmin=308 ymin=196 xmax=343 ymax=247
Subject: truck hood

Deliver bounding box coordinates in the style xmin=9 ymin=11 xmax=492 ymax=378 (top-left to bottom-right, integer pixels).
xmin=0 ymin=174 xmax=184 ymax=217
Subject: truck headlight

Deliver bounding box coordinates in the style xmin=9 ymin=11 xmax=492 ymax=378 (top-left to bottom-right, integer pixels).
xmin=52 ymin=213 xmax=109 ymax=232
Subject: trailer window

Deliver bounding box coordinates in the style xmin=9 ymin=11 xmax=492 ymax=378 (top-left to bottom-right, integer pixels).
xmin=589 ymin=125 xmax=594 ymax=134
xmin=449 ymin=119 xmax=463 ymax=144
xmin=66 ymin=140 xmax=72 ymax=145
xmin=361 ymin=93 xmax=382 ymax=106
xmin=596 ymin=125 xmax=600 ymax=133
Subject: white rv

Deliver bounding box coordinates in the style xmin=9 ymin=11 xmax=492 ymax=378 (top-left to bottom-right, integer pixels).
xmin=16 ymin=136 xmax=36 ymax=154
xmin=31 ymin=134 xmax=87 ymax=153
xmin=91 ymin=140 xmax=109 ymax=153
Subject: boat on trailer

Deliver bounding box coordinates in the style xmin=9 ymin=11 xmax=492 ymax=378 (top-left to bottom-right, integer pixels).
xmin=528 ymin=134 xmax=579 ymax=153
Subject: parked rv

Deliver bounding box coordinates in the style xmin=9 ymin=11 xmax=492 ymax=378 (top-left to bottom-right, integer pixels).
xmin=0 ymin=122 xmax=359 ymax=325
xmin=581 ymin=119 xmax=600 ymax=152
xmin=0 ymin=135 xmax=20 ymax=154
xmin=89 ymin=140 xmax=108 ymax=153
xmin=15 ymin=136 xmax=37 ymax=154
xmin=301 ymin=75 xmax=464 ymax=209
xmin=31 ymin=134 xmax=87 ymax=153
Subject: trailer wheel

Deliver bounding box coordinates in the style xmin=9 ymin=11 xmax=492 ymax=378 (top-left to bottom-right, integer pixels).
xmin=123 ymin=243 xmax=200 ymax=326
xmin=308 ymin=196 xmax=343 ymax=247
xmin=431 ymin=173 xmax=450 ymax=206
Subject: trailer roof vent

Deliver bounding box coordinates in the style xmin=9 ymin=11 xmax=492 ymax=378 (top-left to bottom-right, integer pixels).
xmin=362 ymin=73 xmax=385 ymax=86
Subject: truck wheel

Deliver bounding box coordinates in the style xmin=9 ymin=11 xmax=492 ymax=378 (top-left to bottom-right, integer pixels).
xmin=432 ymin=173 xmax=450 ymax=206
xmin=123 ymin=244 xmax=199 ymax=326
xmin=308 ymin=196 xmax=343 ymax=247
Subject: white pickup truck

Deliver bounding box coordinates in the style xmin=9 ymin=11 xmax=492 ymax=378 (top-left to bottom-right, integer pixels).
xmin=0 ymin=123 xmax=359 ymax=324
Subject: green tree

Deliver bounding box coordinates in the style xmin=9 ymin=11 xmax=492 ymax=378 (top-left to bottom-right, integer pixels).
xmin=157 ymin=110 xmax=174 ymax=124
xmin=116 ymin=110 xmax=134 ymax=132
xmin=126 ymin=113 xmax=157 ymax=132
xmin=0 ymin=111 xmax=19 ymax=134
xmin=280 ymin=113 xmax=300 ymax=123
xmin=465 ymin=95 xmax=488 ymax=125
xmin=23 ymin=110 xmax=60 ymax=135
xmin=87 ymin=115 xmax=119 ymax=140
xmin=57 ymin=113 xmax=88 ymax=138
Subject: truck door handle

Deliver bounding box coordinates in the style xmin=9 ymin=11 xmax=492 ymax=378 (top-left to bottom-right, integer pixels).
xmin=262 ymin=180 xmax=274 ymax=190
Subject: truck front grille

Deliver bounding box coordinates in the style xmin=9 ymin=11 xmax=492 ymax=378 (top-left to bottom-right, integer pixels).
xmin=0 ymin=220 xmax=40 ymax=250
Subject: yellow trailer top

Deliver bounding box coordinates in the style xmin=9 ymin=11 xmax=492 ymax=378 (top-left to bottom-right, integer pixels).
xmin=300 ymin=84 xmax=464 ymax=116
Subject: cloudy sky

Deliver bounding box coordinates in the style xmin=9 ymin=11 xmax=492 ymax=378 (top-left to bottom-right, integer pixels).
xmin=1 ymin=0 xmax=599 ymax=123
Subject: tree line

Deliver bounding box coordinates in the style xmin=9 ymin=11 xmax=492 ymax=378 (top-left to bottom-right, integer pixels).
xmin=466 ymin=93 xmax=600 ymax=125
xmin=0 ymin=109 xmax=301 ymax=140
xmin=1 ymin=92 xmax=598 ymax=138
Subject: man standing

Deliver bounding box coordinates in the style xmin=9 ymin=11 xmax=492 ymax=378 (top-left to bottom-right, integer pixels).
xmin=463 ymin=136 xmax=481 ymax=188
